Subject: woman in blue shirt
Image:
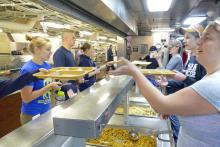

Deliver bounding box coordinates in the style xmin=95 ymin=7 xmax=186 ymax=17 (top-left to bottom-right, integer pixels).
xmin=78 ymin=43 xmax=100 ymax=91
xmin=20 ymin=36 xmax=60 ymax=125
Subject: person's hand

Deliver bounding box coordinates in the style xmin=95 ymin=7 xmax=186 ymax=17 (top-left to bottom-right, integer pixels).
xmin=154 ymin=52 xmax=162 ymax=60
xmin=157 ymin=76 xmax=168 ymax=87
xmin=108 ymin=57 xmax=139 ymax=76
xmin=4 ymin=70 xmax=11 ymax=75
xmin=169 ymin=70 xmax=186 ymax=81
xmin=39 ymin=68 xmax=49 ymax=74
xmin=160 ymin=114 xmax=169 ymax=120
xmin=94 ymin=68 xmax=100 ymax=74
xmin=49 ymin=82 xmax=62 ymax=90
xmin=78 ymin=77 xmax=85 ymax=84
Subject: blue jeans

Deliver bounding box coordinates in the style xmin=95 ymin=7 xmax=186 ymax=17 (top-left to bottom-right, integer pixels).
xmin=169 ymin=115 xmax=180 ymax=143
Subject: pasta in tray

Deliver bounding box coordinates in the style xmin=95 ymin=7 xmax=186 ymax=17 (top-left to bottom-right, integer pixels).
xmin=87 ymin=128 xmax=156 ymax=147
xmin=115 ymin=105 xmax=157 ymax=117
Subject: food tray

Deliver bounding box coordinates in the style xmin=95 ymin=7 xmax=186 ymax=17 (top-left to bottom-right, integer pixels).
xmin=141 ymin=69 xmax=175 ymax=76
xmin=50 ymin=67 xmax=94 ymax=73
xmin=0 ymin=70 xmax=7 ymax=75
xmin=87 ymin=128 xmax=156 ymax=147
xmin=33 ymin=67 xmax=95 ymax=80
xmin=132 ymin=60 xmax=151 ymax=66
xmin=115 ymin=105 xmax=157 ymax=118
xmin=107 ymin=60 xmax=122 ymax=64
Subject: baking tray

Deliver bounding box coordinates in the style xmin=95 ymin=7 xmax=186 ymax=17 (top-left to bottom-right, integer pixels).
xmin=115 ymin=105 xmax=158 ymax=118
xmin=33 ymin=67 xmax=94 ymax=80
xmin=50 ymin=67 xmax=94 ymax=73
xmin=141 ymin=69 xmax=175 ymax=76
xmin=132 ymin=60 xmax=151 ymax=66
xmin=87 ymin=127 xmax=156 ymax=147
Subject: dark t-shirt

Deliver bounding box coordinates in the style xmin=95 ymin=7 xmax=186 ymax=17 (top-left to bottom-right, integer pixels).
xmin=78 ymin=54 xmax=96 ymax=91
xmin=53 ymin=46 xmax=77 ymax=67
xmin=144 ymin=55 xmax=159 ymax=69
xmin=53 ymin=46 xmax=77 ymax=94
xmin=107 ymin=48 xmax=113 ymax=61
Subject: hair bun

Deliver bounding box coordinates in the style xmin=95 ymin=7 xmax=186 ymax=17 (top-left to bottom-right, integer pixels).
xmin=25 ymin=34 xmax=33 ymax=41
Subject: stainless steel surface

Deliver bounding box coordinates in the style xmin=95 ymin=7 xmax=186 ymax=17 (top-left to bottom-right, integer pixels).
xmin=129 ymin=129 xmax=139 ymax=141
xmin=108 ymin=114 xmax=171 ymax=136
xmin=67 ymin=0 xmax=137 ymax=35
xmin=0 ymin=76 xmax=133 ymax=147
xmin=53 ymin=75 xmax=134 ymax=138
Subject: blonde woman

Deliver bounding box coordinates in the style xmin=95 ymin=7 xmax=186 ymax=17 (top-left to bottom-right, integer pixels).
xmin=20 ymin=36 xmax=60 ymax=125
xmin=110 ymin=18 xmax=220 ymax=146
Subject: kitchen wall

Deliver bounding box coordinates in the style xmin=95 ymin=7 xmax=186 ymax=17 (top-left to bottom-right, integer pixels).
xmin=0 ymin=33 xmax=11 ymax=54
xmin=130 ymin=36 xmax=153 ymax=61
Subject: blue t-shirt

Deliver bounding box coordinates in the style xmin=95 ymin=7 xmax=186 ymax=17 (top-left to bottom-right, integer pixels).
xmin=20 ymin=60 xmax=52 ymax=116
xmin=78 ymin=54 xmax=96 ymax=91
xmin=166 ymin=54 xmax=183 ymax=72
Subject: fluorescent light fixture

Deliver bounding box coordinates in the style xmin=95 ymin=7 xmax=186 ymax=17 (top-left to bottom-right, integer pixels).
xmin=99 ymin=41 xmax=105 ymax=44
xmin=78 ymin=38 xmax=87 ymax=42
xmin=176 ymin=36 xmax=184 ymax=40
xmin=147 ymin=0 xmax=173 ymax=12
xmin=40 ymin=22 xmax=71 ymax=29
xmin=28 ymin=33 xmax=48 ymax=37
xmin=183 ymin=17 xmax=206 ymax=25
xmin=98 ymin=36 xmax=107 ymax=40
xmin=151 ymin=28 xmax=174 ymax=32
xmin=109 ymin=38 xmax=116 ymax=42
xmin=79 ymin=31 xmax=93 ymax=36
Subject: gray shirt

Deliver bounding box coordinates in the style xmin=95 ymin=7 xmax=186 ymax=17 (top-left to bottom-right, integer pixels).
xmin=177 ymin=69 xmax=220 ymax=147
xmin=166 ymin=54 xmax=183 ymax=72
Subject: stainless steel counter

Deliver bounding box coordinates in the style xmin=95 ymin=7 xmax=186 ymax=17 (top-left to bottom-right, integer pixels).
xmin=0 ymin=75 xmax=134 ymax=147
xmin=0 ymin=75 xmax=173 ymax=147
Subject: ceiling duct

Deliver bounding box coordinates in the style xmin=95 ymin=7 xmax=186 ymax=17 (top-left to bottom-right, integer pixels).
xmin=58 ymin=0 xmax=138 ymax=35
xmin=0 ymin=18 xmax=39 ymax=32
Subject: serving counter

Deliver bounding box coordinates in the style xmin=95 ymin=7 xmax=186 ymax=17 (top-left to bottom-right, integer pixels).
xmin=0 ymin=75 xmax=173 ymax=147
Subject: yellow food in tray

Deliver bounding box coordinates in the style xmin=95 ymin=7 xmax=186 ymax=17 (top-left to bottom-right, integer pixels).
xmin=115 ymin=106 xmax=157 ymax=117
xmin=87 ymin=128 xmax=156 ymax=147
xmin=141 ymin=69 xmax=175 ymax=76
xmin=33 ymin=67 xmax=94 ymax=80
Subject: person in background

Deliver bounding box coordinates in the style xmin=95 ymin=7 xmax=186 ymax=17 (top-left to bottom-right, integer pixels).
xmin=126 ymin=46 xmax=132 ymax=60
xmin=181 ymin=45 xmax=188 ymax=67
xmin=0 ymin=69 xmax=46 ymax=98
xmin=20 ymin=36 xmax=61 ymax=125
xmin=78 ymin=43 xmax=100 ymax=91
xmin=142 ymin=45 xmax=159 ymax=87
xmin=110 ymin=18 xmax=220 ymax=146
xmin=53 ymin=31 xmax=80 ymax=99
xmin=107 ymin=45 xmax=115 ymax=70
xmin=144 ymin=46 xmax=159 ymax=69
xmin=157 ymin=39 xmax=183 ymax=72
xmin=159 ymin=23 xmax=207 ymax=144
xmin=159 ymin=42 xmax=169 ymax=67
